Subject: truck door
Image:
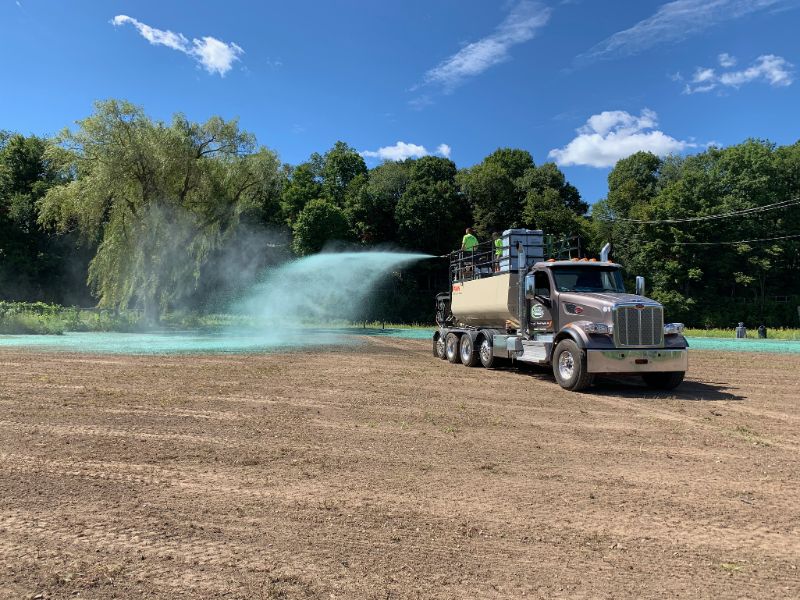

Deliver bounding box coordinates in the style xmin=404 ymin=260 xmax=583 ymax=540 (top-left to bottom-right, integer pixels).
xmin=526 ymin=270 xmax=555 ymax=333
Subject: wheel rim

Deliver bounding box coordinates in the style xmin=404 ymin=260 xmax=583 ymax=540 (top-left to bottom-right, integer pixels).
xmin=558 ymin=350 xmax=575 ymax=380
xmin=460 ymin=339 xmax=472 ymax=363
xmin=479 ymin=339 xmax=492 ymax=363
xmin=446 ymin=336 xmax=458 ymax=357
xmin=436 ymin=337 xmax=446 ymax=356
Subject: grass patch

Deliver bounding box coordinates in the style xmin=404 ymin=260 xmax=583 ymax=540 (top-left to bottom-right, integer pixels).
xmin=732 ymin=425 xmax=771 ymax=447
xmin=0 ymin=302 xmax=433 ymax=336
xmin=0 ymin=302 xmax=143 ymax=335
xmin=686 ymin=327 xmax=800 ymax=340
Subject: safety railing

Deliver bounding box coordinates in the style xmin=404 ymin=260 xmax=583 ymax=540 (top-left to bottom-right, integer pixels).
xmin=447 ymin=234 xmax=583 ymax=283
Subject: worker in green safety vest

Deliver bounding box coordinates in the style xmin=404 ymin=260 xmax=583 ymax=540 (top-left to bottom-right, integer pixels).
xmin=460 ymin=227 xmax=478 ymax=278
xmin=461 ymin=228 xmax=478 ymax=252
xmin=492 ymin=232 xmax=502 ymax=272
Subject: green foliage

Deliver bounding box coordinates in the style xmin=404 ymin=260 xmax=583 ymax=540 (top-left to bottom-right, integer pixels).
xmin=0 ymin=301 xmax=142 ymax=334
xmin=458 ymin=150 xmax=587 ymax=241
xmin=38 ymin=100 xmax=282 ymax=321
xmin=317 ymin=141 xmax=367 ymax=206
xmin=5 ymin=99 xmax=800 ymax=328
xmin=0 ymin=133 xmax=90 ymax=304
xmin=395 ymin=156 xmax=468 ymax=255
xmin=291 ymin=198 xmax=351 ymax=255
xmin=281 ymin=162 xmax=321 ymax=225
xmin=458 ymin=148 xmax=533 ymax=237
xmin=345 ymin=161 xmax=409 ymax=244
xmin=520 ymin=163 xmax=587 ymax=237
xmin=606 ymin=151 xmax=662 ymax=217
xmin=604 ymin=139 xmax=800 ymax=327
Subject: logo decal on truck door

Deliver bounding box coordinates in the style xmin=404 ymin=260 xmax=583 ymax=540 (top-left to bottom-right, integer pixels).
xmin=531 ymin=303 xmax=545 ymax=319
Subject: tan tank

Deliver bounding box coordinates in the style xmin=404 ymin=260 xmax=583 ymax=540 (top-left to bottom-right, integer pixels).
xmin=450 ymin=273 xmax=520 ymax=328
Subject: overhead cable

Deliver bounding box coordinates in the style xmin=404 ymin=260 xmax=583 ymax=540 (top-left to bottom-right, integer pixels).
xmin=599 ymin=198 xmax=799 ymax=224
xmin=674 ymin=233 xmax=800 ymax=246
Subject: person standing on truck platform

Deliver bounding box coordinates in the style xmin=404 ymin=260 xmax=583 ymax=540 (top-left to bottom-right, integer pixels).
xmin=492 ymin=232 xmax=502 ymax=272
xmin=461 ymin=228 xmax=478 ymax=252
xmin=461 ymin=228 xmax=479 ymax=279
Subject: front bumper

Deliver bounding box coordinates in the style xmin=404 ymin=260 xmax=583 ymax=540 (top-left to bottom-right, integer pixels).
xmin=587 ymin=348 xmax=688 ymax=374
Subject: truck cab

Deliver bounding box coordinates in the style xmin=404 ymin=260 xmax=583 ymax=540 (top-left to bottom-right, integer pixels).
xmin=433 ymin=230 xmax=688 ymax=392
xmin=523 ymin=260 xmax=688 ymax=390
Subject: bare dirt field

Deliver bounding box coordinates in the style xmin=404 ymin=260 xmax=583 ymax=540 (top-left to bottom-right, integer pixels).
xmin=1 ymin=338 xmax=798 ymax=599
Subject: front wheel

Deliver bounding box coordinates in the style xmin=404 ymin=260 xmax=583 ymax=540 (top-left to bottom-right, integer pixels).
xmin=552 ymin=339 xmax=593 ymax=392
xmin=642 ymin=371 xmax=685 ymax=390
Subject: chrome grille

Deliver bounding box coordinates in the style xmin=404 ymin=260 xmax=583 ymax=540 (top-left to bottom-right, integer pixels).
xmin=613 ymin=305 xmax=664 ymax=347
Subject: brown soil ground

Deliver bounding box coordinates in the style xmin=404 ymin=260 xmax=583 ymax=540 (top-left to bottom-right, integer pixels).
xmin=0 ymin=338 xmax=798 ymax=599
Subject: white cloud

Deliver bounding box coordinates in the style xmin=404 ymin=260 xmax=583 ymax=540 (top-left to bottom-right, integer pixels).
xmin=683 ymin=54 xmax=794 ymax=93
xmin=111 ymin=15 xmax=244 ymax=76
xmin=693 ymin=67 xmax=716 ymax=83
xmin=576 ymin=0 xmax=789 ymax=64
xmin=190 ymin=37 xmax=244 ymax=76
xmin=418 ymin=1 xmax=550 ymax=91
xmin=408 ymin=95 xmax=434 ymax=110
xmin=548 ymin=109 xmax=695 ymax=168
xmin=361 ymin=142 xmax=428 ymax=161
xmin=718 ymin=52 xmax=737 ymax=67
xmin=360 ymin=141 xmax=452 ymax=161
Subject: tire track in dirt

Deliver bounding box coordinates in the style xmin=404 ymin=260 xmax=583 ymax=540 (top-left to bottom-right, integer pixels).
xmin=4 ymin=449 xmax=797 ymax=570
xmin=0 ymin=420 xmax=256 ymax=450
xmin=0 ymin=510 xmax=259 ymax=595
xmin=579 ymin=390 xmax=800 ymax=453
xmin=3 ymin=344 xmax=800 ymax=599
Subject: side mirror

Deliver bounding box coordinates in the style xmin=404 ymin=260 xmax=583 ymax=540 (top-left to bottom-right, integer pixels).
xmin=524 ymin=274 xmax=536 ymax=299
xmin=635 ymin=276 xmax=645 ymax=297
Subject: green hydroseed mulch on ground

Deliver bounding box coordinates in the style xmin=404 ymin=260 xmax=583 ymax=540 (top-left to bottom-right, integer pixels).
xmin=2 ymin=329 xmax=800 ymax=355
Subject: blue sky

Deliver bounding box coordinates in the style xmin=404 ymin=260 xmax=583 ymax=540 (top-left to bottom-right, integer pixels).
xmin=2 ymin=0 xmax=799 ymax=204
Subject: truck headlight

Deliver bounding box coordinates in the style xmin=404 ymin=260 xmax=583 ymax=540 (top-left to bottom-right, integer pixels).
xmin=664 ymin=322 xmax=685 ymax=335
xmin=580 ymin=322 xmax=612 ymax=335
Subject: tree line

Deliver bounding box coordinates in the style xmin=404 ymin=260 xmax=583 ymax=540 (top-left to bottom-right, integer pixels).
xmin=1 ymin=100 xmax=799 ymax=326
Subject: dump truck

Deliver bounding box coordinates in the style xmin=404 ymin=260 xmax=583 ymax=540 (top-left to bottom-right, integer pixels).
xmin=432 ymin=229 xmax=688 ymax=391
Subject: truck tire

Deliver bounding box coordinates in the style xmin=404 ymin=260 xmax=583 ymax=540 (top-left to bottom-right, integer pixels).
xmin=478 ymin=336 xmax=498 ymax=368
xmin=553 ymin=339 xmax=593 ymax=392
xmin=433 ymin=333 xmax=447 ymax=360
xmin=459 ymin=335 xmax=480 ymax=367
xmin=445 ymin=333 xmax=461 ymax=364
xmin=642 ymin=371 xmax=685 ymax=390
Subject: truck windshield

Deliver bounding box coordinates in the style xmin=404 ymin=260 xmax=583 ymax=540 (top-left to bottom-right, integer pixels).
xmin=551 ymin=267 xmax=625 ymax=293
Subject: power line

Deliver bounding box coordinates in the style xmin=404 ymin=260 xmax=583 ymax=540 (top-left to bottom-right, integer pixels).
xmin=674 ymin=233 xmax=800 ymax=246
xmin=599 ymin=198 xmax=800 ymax=224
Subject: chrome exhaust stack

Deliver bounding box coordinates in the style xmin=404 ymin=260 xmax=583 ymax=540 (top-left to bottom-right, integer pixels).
xmin=600 ymin=243 xmax=611 ymax=262
xmin=517 ymin=242 xmax=527 ymax=336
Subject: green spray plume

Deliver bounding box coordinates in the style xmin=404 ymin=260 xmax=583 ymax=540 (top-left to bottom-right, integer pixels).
xmin=232 ymin=250 xmax=431 ymax=338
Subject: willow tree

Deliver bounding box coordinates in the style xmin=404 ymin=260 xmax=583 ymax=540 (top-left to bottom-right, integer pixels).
xmin=39 ymin=100 xmax=281 ymax=321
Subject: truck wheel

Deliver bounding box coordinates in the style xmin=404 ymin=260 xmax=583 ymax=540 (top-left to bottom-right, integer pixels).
xmin=459 ymin=335 xmax=480 ymax=367
xmin=445 ymin=333 xmax=461 ymax=364
xmin=478 ymin=336 xmax=497 ymax=368
xmin=642 ymin=371 xmax=685 ymax=390
xmin=433 ymin=333 xmax=447 ymax=360
xmin=553 ymin=339 xmax=593 ymax=392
